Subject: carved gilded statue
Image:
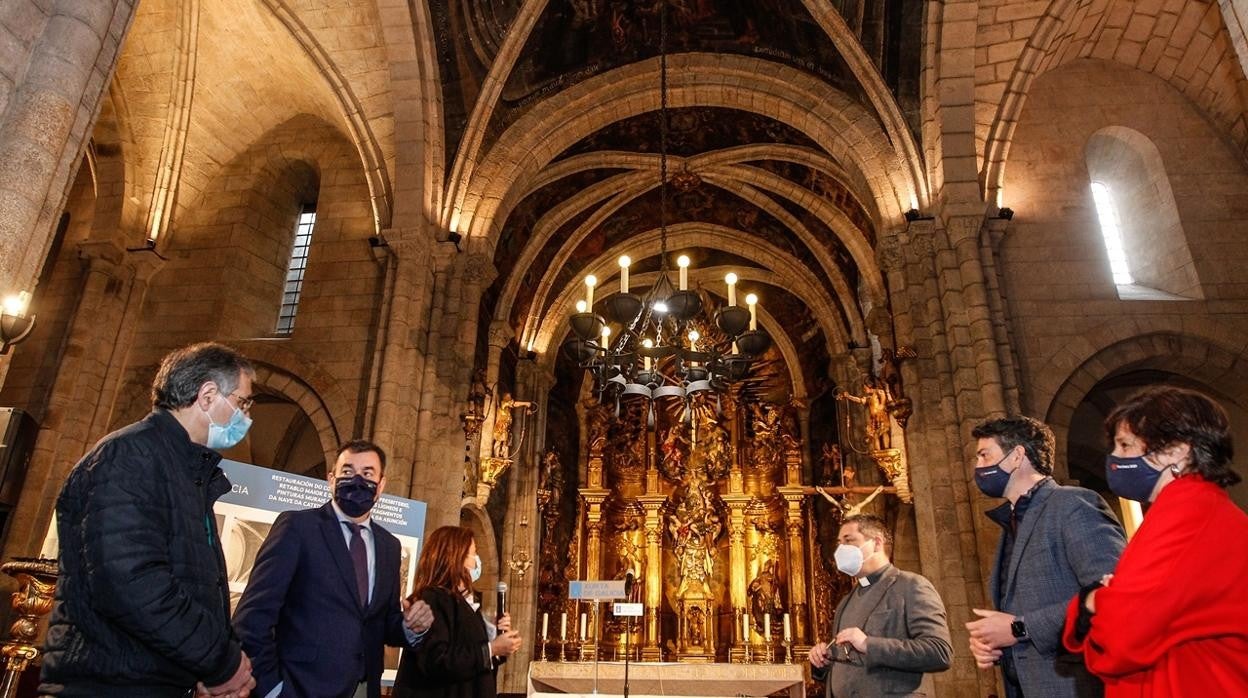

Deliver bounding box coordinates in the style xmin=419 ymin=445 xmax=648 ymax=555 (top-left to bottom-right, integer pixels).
xmin=668 ymin=474 xmax=723 ymax=598
xmin=747 ymin=558 xmax=783 ymax=631
xmin=659 ymin=424 xmax=690 ymax=479
xmin=837 ymin=378 xmax=892 ymax=450
xmin=491 ymin=392 xmax=535 ymax=461
xmin=749 ymin=403 xmax=784 ymax=471
xmin=539 ymin=450 xmax=564 ymax=499
xmin=585 ymin=399 xmax=611 ymax=454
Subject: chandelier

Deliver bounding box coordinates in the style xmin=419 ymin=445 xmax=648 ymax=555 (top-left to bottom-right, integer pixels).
xmin=562 ymin=1 xmax=770 ymax=419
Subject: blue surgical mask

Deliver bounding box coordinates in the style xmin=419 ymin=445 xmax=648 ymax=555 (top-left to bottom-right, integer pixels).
xmin=470 ymin=554 xmax=483 ymax=582
xmin=975 ymin=453 xmax=1016 ymax=498
xmin=204 ymin=398 xmax=252 ymax=450
xmin=335 ymin=475 xmax=379 ymax=518
xmin=1105 ymin=454 xmax=1163 ymax=502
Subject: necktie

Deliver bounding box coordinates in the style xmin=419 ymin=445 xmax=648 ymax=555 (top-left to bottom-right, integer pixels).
xmin=344 ymin=521 xmax=369 ymax=606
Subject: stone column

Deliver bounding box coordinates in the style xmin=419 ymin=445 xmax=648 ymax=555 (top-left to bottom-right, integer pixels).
xmin=1 ymin=239 xmax=161 ymax=562
xmin=498 ymin=357 xmax=551 ymax=693
xmin=371 ymin=231 xmax=438 ymax=497
xmin=1220 ymin=1 xmax=1248 ymax=88
xmin=0 ymin=2 xmax=137 ymax=297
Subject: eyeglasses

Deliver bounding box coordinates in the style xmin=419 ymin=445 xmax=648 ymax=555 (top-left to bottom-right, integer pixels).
xmin=229 ymin=392 xmax=256 ymax=412
xmin=831 ymin=643 xmax=859 ymax=664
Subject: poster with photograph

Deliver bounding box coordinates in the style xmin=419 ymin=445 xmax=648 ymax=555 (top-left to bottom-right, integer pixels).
xmin=213 ymin=460 xmax=428 ymax=614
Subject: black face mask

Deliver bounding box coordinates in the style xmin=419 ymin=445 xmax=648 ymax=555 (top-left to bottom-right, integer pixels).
xmin=335 ymin=474 xmax=378 ymax=518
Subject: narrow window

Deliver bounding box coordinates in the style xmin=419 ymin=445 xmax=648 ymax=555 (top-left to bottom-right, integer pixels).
xmin=1089 ymin=182 xmax=1133 ymax=286
xmin=276 ymin=204 xmax=316 ymax=335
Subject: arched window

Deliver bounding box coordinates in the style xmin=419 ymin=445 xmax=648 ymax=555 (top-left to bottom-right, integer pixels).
xmin=1085 ymin=127 xmax=1201 ymax=300
xmin=276 ymin=203 xmax=316 ymax=335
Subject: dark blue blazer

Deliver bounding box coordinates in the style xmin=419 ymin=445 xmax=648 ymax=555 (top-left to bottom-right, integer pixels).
xmin=233 ymin=502 xmax=413 ymax=698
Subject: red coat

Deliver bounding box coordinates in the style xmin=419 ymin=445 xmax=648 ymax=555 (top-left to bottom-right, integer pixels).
xmin=1063 ymin=476 xmax=1248 ymax=696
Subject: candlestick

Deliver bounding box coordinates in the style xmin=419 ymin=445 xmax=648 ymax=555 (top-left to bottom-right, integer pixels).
xmin=746 ymin=293 xmax=758 ymax=331
xmin=619 ymin=256 xmax=631 ymax=293
xmin=677 ymin=255 xmax=690 ymax=290
xmin=585 ymin=274 xmax=597 ymax=307
xmin=725 ymin=272 xmax=738 ymax=306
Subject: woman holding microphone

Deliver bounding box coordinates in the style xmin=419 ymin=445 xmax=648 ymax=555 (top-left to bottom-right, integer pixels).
xmin=394 ymin=526 xmax=522 ymax=698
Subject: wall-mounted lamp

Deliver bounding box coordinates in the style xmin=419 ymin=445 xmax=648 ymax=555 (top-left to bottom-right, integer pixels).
xmin=1 ymin=292 xmax=36 ymax=355
xmin=997 ymin=207 xmax=1015 ymax=221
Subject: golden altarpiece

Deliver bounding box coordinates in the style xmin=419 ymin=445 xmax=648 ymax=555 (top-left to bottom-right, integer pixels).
xmin=529 ymin=358 xmax=915 ymax=665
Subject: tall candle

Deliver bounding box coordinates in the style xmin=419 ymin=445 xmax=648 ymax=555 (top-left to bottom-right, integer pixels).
xmin=725 ymin=273 xmax=738 ymax=306
xmin=619 ymin=256 xmax=631 ymax=293
xmin=585 ymin=274 xmax=597 ymax=307
xmin=746 ymin=293 xmax=758 ymax=331
xmin=742 ymin=612 xmax=750 ymax=641
xmin=764 ymin=612 xmax=771 ymax=642
xmin=642 ymin=338 xmax=653 ymax=371
xmin=561 ymin=612 xmax=568 ymax=641
xmin=580 ymin=612 xmax=587 ymax=641
xmin=542 ymin=612 xmax=549 ymax=640
xmin=677 ymin=255 xmax=690 ymax=290
xmin=783 ymin=613 xmax=792 ymax=642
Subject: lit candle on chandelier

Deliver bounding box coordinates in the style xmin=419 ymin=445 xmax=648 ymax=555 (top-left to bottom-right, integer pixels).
xmin=677 ymin=254 xmax=690 ymax=290
xmin=688 ymin=329 xmax=700 ymax=368
xmin=642 ymin=338 xmax=654 ymax=372
xmin=746 ymin=293 xmax=759 ymax=331
xmin=575 ymin=299 xmax=587 ymax=314
xmin=601 ymin=325 xmax=611 ymax=349
xmin=584 ymin=275 xmax=598 ymax=308
xmin=619 ymin=256 xmax=631 ymax=294
xmin=725 ymin=272 xmax=738 ymax=306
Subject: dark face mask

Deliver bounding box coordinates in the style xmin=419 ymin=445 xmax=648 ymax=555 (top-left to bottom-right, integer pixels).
xmin=1105 ymin=454 xmax=1163 ymax=502
xmin=975 ymin=453 xmax=1016 ymax=498
xmin=335 ymin=474 xmax=379 ymax=518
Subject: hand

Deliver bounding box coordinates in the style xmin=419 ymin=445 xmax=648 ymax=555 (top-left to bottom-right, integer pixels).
xmin=1100 ymin=573 xmax=1114 ymax=587
xmin=833 ymin=627 xmax=867 ymax=654
xmin=969 ymin=636 xmax=1003 ymax=669
xmin=403 ymin=598 xmax=434 ymax=633
xmin=200 ymin=651 xmax=256 ymax=697
xmin=808 ymin=641 xmax=830 ymax=668
xmin=966 ymin=608 xmax=1017 ymax=650
xmin=497 ymin=612 xmax=512 ymax=633
xmin=491 ymin=630 xmax=522 ymax=657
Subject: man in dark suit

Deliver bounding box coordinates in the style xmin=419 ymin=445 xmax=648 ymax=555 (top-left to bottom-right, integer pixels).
xmin=967 ymin=416 xmax=1125 ymax=698
xmin=234 ymin=439 xmax=434 ymax=698
xmin=809 ymin=514 xmax=952 ymax=697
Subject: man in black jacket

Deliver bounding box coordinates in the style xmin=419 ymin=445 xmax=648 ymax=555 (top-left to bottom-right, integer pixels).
xmin=41 ymin=342 xmax=259 ymax=697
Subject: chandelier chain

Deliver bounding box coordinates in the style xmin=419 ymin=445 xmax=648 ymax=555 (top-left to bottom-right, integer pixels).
xmin=658 ymin=0 xmax=669 ymax=272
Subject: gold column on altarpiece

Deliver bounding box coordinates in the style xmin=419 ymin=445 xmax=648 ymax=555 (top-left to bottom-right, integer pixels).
xmin=638 ymin=495 xmax=664 ymax=661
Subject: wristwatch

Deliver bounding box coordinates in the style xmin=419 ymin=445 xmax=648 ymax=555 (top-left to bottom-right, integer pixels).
xmin=1010 ymin=616 xmax=1028 ymax=641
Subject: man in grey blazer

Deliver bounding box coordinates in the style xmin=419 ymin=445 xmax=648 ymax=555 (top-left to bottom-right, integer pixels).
xmin=967 ymin=417 xmax=1125 ymax=698
xmin=809 ymin=514 xmax=952 ymax=697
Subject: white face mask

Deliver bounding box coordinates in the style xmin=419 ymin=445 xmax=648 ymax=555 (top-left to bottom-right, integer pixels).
xmin=834 ymin=542 xmax=868 ymax=577
xmin=469 ymin=554 xmax=482 ymax=582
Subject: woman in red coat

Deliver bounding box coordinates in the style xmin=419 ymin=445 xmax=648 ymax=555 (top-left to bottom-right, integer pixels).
xmin=1064 ymin=387 xmax=1248 ymax=696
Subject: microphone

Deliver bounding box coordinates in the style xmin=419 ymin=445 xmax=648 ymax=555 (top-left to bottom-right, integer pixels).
xmin=496 ymin=582 xmax=507 ymax=623
xmin=624 ymin=571 xmax=635 ymax=600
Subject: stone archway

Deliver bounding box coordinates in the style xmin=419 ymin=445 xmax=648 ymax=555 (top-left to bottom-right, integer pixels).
xmin=1044 ymin=332 xmax=1248 ymax=484
xmin=460 ymin=502 xmax=501 ymax=614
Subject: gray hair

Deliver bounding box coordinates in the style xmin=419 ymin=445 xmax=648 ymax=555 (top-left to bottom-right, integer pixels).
xmin=151 ymin=343 xmax=254 ymax=410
